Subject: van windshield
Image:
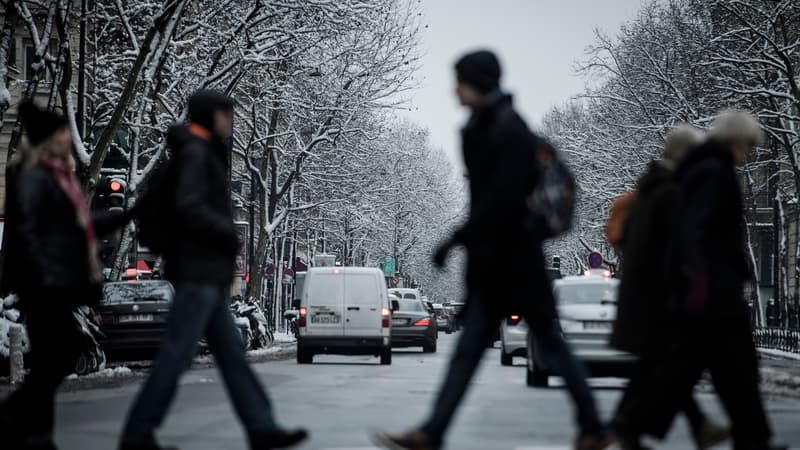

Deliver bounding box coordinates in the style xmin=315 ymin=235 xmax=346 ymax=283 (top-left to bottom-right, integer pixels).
xmin=556 ymin=284 xmax=618 ymax=305
xmin=397 ymin=299 xmax=424 ymax=312
xmin=307 ymin=274 xmax=343 ymax=305
xmin=403 ymin=293 xmax=417 ymax=300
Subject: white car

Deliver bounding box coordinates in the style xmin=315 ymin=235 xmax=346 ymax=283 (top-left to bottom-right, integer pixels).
xmin=526 ymin=273 xmax=635 ymax=387
xmin=500 ymin=314 xmax=527 ymax=366
xmin=297 ymin=267 xmax=392 ymax=365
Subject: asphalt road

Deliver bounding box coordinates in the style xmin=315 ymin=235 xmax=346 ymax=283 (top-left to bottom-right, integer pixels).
xmin=53 ymin=333 xmax=800 ymax=450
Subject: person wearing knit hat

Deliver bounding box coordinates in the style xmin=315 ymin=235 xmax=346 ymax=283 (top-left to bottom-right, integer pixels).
xmin=119 ymin=89 xmax=307 ymax=450
xmin=0 ymin=100 xmax=133 ymax=449
xmin=373 ymin=51 xmax=611 ymax=450
xmin=616 ymin=110 xmax=786 ymax=450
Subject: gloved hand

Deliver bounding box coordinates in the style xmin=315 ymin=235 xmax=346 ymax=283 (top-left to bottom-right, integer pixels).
xmin=433 ymin=239 xmax=454 ymax=269
xmin=686 ymin=273 xmax=710 ymax=316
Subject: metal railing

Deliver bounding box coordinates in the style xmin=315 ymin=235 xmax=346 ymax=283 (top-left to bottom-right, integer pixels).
xmin=753 ymin=327 xmax=800 ymax=354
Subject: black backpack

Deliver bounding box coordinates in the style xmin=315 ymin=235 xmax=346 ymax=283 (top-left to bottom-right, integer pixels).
xmin=527 ymin=137 xmax=576 ymax=239
xmin=135 ymin=155 xmax=179 ymax=254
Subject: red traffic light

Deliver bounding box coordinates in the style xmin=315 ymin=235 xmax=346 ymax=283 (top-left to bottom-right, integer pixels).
xmin=110 ymin=181 xmax=123 ymax=192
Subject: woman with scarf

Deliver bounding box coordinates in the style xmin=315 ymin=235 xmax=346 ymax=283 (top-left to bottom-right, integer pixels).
xmin=0 ymin=100 xmax=132 ymax=449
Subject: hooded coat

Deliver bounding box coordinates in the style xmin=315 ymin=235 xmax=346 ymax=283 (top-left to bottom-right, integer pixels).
xmin=671 ymin=139 xmax=751 ymax=311
xmin=610 ymin=162 xmax=675 ymax=355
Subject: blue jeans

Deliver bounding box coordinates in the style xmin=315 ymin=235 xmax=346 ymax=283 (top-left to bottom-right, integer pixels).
xmin=121 ymin=283 xmax=276 ymax=445
xmin=421 ymin=294 xmax=603 ymax=446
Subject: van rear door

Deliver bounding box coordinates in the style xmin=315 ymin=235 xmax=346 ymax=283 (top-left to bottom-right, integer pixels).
xmin=305 ymin=272 xmax=344 ymax=336
xmin=343 ymin=272 xmax=384 ymax=337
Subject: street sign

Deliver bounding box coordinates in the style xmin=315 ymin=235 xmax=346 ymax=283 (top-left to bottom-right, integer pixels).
xmin=382 ymin=257 xmax=396 ymax=276
xmin=588 ymin=252 xmax=604 ymax=269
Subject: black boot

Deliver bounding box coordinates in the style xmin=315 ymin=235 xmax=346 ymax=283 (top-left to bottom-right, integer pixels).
xmin=249 ymin=428 xmax=308 ymax=449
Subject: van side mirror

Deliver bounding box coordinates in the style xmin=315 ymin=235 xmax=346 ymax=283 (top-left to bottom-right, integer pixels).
xmin=291 ymin=299 xmax=301 ymax=309
xmin=391 ymin=300 xmax=400 ymax=311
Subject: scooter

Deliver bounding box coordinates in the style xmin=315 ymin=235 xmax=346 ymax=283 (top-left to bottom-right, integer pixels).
xmin=283 ymin=309 xmax=299 ymax=338
xmin=232 ymin=296 xmax=273 ymax=350
xmin=73 ymin=306 xmax=107 ymax=375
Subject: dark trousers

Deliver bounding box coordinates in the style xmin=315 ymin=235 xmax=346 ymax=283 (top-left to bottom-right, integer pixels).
xmin=121 ymin=282 xmax=276 ymax=446
xmin=629 ymin=302 xmax=771 ymax=449
xmin=6 ymin=299 xmax=82 ymax=439
xmin=420 ymin=290 xmax=603 ymax=446
xmin=615 ymin=359 xmax=706 ymax=439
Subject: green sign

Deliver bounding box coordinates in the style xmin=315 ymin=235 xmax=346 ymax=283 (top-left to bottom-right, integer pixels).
xmin=382 ymin=257 xmax=396 ymax=276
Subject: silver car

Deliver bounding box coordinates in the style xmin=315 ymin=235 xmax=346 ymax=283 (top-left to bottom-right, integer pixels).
xmin=526 ymin=274 xmax=635 ymax=387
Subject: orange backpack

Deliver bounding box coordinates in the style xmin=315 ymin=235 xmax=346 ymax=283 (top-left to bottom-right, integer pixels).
xmin=605 ymin=191 xmax=637 ymax=248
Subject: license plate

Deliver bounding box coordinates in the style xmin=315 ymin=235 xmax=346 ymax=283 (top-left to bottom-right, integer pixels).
xmin=311 ymin=314 xmax=340 ymax=324
xmin=583 ymin=321 xmax=611 ymax=331
xmin=392 ymin=318 xmax=407 ymax=326
xmin=119 ymin=314 xmax=154 ymax=323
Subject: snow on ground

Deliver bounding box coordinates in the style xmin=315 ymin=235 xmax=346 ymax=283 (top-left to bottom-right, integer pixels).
xmin=66 ymin=366 xmax=133 ymax=380
xmin=274 ymin=332 xmax=296 ymax=344
xmin=759 ymin=348 xmax=800 ymax=361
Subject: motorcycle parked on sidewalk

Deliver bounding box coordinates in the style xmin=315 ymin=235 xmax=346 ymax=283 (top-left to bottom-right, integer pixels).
xmin=231 ymin=296 xmax=273 ymax=350
xmin=73 ymin=305 xmax=107 ymax=375
xmin=283 ymin=309 xmax=299 ymax=338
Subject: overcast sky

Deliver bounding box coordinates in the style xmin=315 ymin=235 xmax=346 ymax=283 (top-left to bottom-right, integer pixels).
xmin=400 ymin=0 xmax=645 ymax=167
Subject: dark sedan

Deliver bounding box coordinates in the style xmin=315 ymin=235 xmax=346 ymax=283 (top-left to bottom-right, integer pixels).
xmin=390 ymin=297 xmax=438 ymax=353
xmin=96 ymin=280 xmax=174 ymax=359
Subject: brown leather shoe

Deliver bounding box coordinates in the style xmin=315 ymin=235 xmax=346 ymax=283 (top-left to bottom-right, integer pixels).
xmin=371 ymin=429 xmax=438 ymax=450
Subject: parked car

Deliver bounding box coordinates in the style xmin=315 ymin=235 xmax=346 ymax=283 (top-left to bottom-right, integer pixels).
xmin=444 ymin=302 xmax=465 ymax=331
xmin=431 ymin=303 xmax=453 ymax=334
xmin=526 ymin=273 xmax=635 ymax=387
xmin=96 ymin=280 xmax=174 ymax=359
xmin=389 ymin=293 xmax=438 ymax=353
xmin=500 ymin=314 xmax=527 ymax=366
xmin=296 ymin=267 xmax=392 ymax=365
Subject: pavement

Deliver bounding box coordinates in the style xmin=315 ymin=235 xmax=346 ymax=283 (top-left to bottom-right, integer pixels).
xmin=37 ymin=333 xmax=800 ymax=449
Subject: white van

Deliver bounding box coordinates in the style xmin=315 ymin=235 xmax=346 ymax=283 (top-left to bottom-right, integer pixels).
xmin=297 ymin=267 xmax=392 ymax=365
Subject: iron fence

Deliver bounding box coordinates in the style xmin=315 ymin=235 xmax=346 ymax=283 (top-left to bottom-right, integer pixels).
xmin=753 ymin=327 xmax=800 ymax=354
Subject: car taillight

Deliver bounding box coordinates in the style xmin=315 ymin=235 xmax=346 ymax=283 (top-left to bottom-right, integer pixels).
xmin=299 ymin=307 xmax=307 ymax=327
xmin=413 ymin=318 xmax=430 ymax=327
xmin=506 ymin=315 xmax=521 ymax=326
xmin=381 ymin=307 xmax=390 ymax=328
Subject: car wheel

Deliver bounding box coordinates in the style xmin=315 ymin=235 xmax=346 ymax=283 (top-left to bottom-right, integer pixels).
xmin=526 ymin=361 xmax=549 ymax=387
xmin=297 ymin=348 xmax=313 ymax=364
xmin=423 ymin=340 xmax=437 ymax=353
xmin=445 ymin=327 xmax=452 ymax=335
xmin=380 ymin=348 xmax=392 ymax=365
xmin=501 ymin=351 xmax=513 ymax=366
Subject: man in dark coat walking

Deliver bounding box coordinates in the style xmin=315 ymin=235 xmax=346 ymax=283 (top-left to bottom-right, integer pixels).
xmin=372 ymin=50 xmax=609 ymax=450
xmin=119 ymin=91 xmax=307 ymax=450
xmin=609 ymin=126 xmax=728 ymax=450
xmin=617 ymin=111 xmax=785 ymax=450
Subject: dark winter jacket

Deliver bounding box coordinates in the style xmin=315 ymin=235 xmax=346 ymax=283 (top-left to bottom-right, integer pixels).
xmin=161 ymin=125 xmax=238 ymax=283
xmin=451 ymin=93 xmax=548 ymax=315
xmin=0 ymin=163 xmax=128 ymax=303
xmin=671 ymin=139 xmax=751 ymax=308
xmin=610 ymin=162 xmax=675 ymax=355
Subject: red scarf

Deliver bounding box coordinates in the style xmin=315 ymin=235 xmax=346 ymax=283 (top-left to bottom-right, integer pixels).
xmin=38 ymin=156 xmax=102 ymax=283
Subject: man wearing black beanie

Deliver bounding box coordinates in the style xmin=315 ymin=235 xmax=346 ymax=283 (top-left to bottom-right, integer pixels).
xmin=373 ymin=50 xmax=610 ymax=450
